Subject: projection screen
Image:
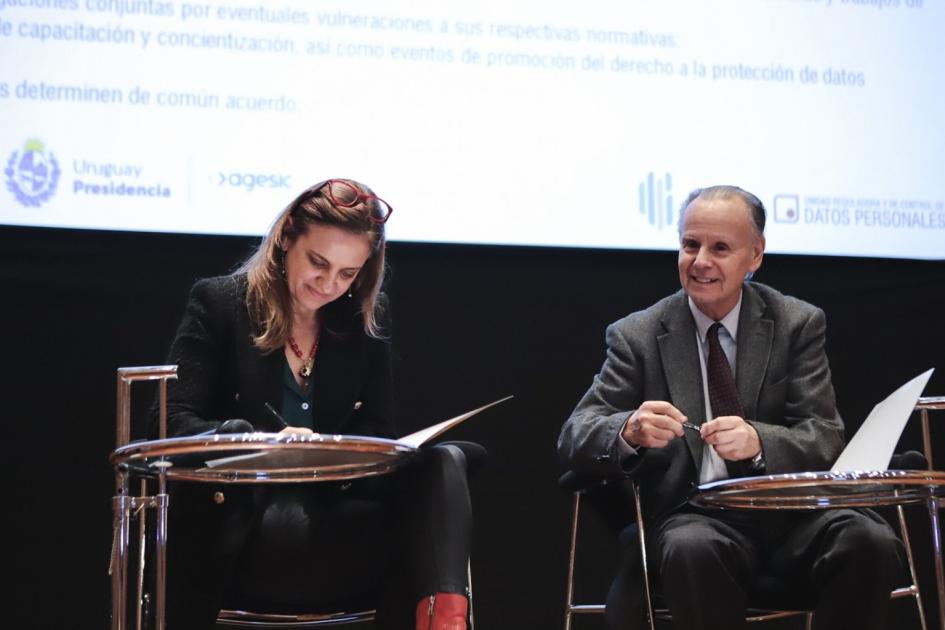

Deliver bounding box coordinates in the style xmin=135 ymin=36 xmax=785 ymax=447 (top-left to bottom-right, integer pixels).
xmin=1 ymin=0 xmax=943 ymax=259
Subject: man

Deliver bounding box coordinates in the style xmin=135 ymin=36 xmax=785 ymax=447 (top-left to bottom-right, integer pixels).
xmin=558 ymin=185 xmax=904 ymax=630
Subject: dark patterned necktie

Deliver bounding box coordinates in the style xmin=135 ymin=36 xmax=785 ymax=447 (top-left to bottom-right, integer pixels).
xmin=706 ymin=322 xmax=748 ymax=477
xmin=706 ymin=322 xmax=744 ymax=418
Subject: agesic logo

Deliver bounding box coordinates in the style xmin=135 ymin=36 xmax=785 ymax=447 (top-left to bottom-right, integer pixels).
xmin=5 ymin=139 xmax=61 ymax=207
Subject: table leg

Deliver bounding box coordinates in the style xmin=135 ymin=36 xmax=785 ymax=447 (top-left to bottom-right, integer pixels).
xmin=136 ymin=479 xmax=148 ymax=630
xmin=155 ymin=492 xmax=168 ymax=630
xmin=929 ymin=497 xmax=944 ymax=630
xmin=111 ymin=494 xmax=131 ymax=630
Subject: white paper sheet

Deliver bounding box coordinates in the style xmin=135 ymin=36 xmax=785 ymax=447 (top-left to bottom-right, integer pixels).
xmin=204 ymin=451 xmax=272 ymax=468
xmin=831 ymin=369 xmax=934 ymax=472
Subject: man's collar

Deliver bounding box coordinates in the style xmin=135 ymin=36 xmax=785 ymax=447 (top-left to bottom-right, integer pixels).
xmin=688 ymin=291 xmax=743 ymax=342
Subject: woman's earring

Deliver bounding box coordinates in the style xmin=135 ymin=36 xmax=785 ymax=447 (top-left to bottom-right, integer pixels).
xmin=347 ymin=288 xmax=353 ymax=298
xmin=280 ymin=249 xmax=287 ymax=277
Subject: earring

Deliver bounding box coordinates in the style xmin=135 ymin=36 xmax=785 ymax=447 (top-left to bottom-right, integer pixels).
xmin=280 ymin=249 xmax=287 ymax=278
xmin=347 ymin=288 xmax=353 ymax=298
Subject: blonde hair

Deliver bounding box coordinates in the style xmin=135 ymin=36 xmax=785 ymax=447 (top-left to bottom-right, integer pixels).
xmin=238 ymin=179 xmax=388 ymax=352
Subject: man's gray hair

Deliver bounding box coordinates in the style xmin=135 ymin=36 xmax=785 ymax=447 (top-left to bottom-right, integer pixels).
xmin=678 ymin=185 xmax=766 ymax=238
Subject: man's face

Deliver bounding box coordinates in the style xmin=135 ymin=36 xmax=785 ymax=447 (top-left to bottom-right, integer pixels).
xmin=677 ymin=195 xmax=765 ymax=321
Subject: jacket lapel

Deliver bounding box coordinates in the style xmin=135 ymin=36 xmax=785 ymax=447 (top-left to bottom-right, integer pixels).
xmin=255 ymin=351 xmax=284 ymax=429
xmin=233 ymin=302 xmax=285 ymax=432
xmin=735 ymin=284 xmax=773 ymax=421
xmin=657 ymin=292 xmax=706 ymax=473
xmin=310 ymin=328 xmax=359 ymax=434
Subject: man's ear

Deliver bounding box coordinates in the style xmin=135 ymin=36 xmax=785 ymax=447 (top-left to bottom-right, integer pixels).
xmin=750 ymin=234 xmax=766 ymax=272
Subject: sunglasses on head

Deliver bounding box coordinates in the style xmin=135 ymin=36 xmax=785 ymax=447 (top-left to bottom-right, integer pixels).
xmin=294 ymin=179 xmax=393 ymax=225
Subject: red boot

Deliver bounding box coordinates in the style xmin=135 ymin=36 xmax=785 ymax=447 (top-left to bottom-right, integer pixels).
xmin=415 ymin=592 xmax=468 ymax=630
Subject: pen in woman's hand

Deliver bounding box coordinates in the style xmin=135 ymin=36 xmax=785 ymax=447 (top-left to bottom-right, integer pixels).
xmin=264 ymin=402 xmax=289 ymax=430
xmin=265 ymin=403 xmax=314 ymax=435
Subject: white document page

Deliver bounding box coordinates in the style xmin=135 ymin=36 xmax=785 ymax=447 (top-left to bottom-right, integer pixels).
xmin=831 ymin=369 xmax=934 ymax=472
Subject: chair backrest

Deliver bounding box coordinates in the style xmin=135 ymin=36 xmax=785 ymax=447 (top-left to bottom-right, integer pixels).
xmin=915 ymin=396 xmax=945 ymax=470
xmin=115 ymin=365 xmax=178 ymax=447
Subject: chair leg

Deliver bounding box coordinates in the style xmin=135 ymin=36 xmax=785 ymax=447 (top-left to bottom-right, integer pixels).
xmin=896 ymin=504 xmax=928 ymax=630
xmin=564 ymin=492 xmax=581 ymax=630
xmin=928 ymin=497 xmax=945 ymax=630
xmin=631 ymin=482 xmax=657 ymax=630
xmin=467 ymin=560 xmax=475 ymax=630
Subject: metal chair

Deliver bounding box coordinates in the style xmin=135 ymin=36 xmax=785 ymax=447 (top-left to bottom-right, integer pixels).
xmin=110 ymin=365 xmax=476 ymax=630
xmin=562 ymin=472 xmax=928 ymax=630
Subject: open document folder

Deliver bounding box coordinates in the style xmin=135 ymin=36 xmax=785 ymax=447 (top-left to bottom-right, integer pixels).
xmin=831 ymin=369 xmax=934 ymax=472
xmin=397 ymin=395 xmax=513 ymax=447
xmin=204 ymin=395 xmax=513 ymax=468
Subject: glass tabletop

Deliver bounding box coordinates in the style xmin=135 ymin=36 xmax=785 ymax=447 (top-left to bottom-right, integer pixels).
xmin=111 ymin=432 xmax=417 ymax=483
xmin=693 ymin=469 xmax=945 ymax=510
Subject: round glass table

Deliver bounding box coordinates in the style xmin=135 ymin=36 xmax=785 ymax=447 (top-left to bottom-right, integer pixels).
xmin=695 ymin=469 xmax=945 ymax=510
xmin=694 ymin=470 xmax=945 ymax=629
xmin=111 ymin=431 xmax=417 ymax=483
xmin=110 ymin=433 xmax=417 ymax=630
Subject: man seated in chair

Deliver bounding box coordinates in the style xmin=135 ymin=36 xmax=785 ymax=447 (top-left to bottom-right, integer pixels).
xmin=558 ymin=185 xmax=906 ymax=630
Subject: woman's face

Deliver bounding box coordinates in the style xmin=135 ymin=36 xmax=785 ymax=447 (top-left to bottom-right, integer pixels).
xmin=283 ymin=223 xmax=372 ymax=318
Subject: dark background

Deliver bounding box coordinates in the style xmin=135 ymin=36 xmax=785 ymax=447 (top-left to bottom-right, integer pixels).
xmin=3 ymin=224 xmax=943 ymax=629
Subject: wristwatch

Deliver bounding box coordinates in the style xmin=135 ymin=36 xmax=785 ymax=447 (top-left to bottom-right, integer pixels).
xmin=749 ymin=449 xmax=765 ymax=471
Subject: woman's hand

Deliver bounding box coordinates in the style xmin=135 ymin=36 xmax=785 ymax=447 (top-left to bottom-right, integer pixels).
xmin=278 ymin=426 xmax=314 ymax=436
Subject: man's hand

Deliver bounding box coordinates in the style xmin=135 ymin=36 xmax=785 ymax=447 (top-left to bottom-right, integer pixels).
xmin=700 ymin=416 xmax=761 ymax=461
xmin=622 ymin=401 xmax=687 ymax=448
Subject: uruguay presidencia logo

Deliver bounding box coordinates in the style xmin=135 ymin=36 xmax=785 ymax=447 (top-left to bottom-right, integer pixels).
xmin=5 ymin=139 xmax=61 ymax=207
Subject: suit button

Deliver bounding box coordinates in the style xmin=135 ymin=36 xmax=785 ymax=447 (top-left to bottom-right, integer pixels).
xmin=234 ymin=393 xmax=240 ymax=401
xmin=213 ymin=492 xmax=225 ymax=504
xmin=353 ymin=401 xmax=363 ymax=410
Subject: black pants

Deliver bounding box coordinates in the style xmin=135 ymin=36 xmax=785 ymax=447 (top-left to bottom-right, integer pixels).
xmin=606 ymin=507 xmax=906 ymax=630
xmin=163 ymin=444 xmax=472 ymax=630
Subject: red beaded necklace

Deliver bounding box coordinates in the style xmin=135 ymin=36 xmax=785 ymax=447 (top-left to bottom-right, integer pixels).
xmin=287 ymin=331 xmax=320 ymax=379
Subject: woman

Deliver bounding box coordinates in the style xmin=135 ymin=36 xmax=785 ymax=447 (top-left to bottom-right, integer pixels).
xmin=151 ymin=179 xmax=473 ymax=630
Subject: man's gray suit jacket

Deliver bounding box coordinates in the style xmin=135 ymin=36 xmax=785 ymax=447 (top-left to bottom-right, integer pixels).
xmin=558 ymin=281 xmax=845 ymax=523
